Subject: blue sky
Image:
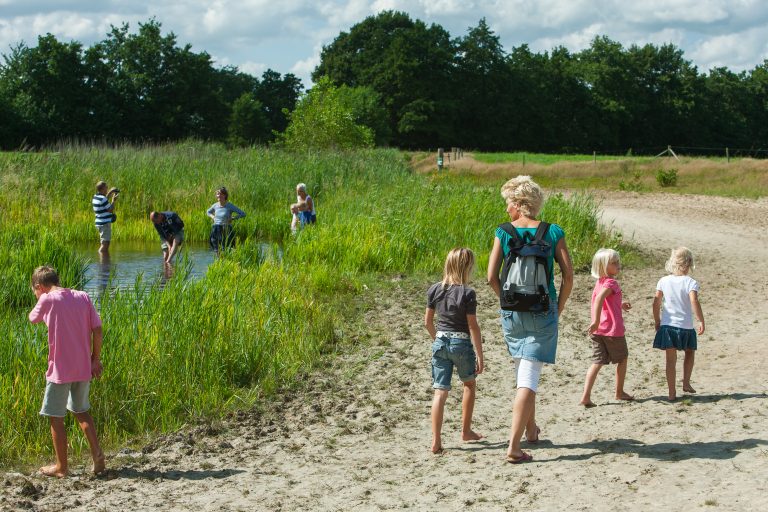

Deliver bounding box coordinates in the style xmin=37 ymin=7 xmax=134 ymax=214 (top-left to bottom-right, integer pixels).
xmin=1 ymin=0 xmax=767 ymax=86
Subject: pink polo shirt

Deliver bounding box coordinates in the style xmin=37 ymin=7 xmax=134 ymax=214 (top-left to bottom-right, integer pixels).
xmin=591 ymin=277 xmax=625 ymax=337
xmin=28 ymin=288 xmax=102 ymax=384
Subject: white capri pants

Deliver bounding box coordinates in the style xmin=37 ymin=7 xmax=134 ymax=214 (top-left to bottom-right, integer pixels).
xmin=514 ymin=358 xmax=544 ymax=393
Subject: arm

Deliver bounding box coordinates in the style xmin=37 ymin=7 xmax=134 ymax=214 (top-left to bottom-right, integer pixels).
xmin=166 ymin=236 xmax=180 ymax=262
xmin=91 ymin=326 xmax=103 ymax=378
xmin=28 ymin=293 xmax=48 ymax=323
xmin=554 ymin=237 xmax=574 ymax=315
xmin=207 ymin=204 xmax=216 ymax=221
xmin=588 ymin=286 xmax=613 ymax=334
xmin=424 ymin=308 xmax=437 ymax=340
xmin=487 ymin=237 xmax=503 ymax=298
xmin=305 ymin=197 xmax=313 ymax=213
xmin=231 ymin=203 xmax=246 ymax=220
xmin=652 ymin=290 xmax=663 ymax=331
xmin=467 ymin=314 xmax=484 ymax=375
xmin=690 ymin=290 xmax=705 ymax=335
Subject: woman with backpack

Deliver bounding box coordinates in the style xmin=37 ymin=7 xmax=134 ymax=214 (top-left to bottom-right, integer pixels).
xmin=487 ymin=175 xmax=574 ymax=463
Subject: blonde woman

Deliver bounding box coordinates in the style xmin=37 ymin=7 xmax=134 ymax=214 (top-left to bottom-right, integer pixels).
xmin=487 ymin=175 xmax=573 ymax=463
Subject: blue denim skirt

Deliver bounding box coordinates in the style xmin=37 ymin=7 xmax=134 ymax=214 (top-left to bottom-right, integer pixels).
xmin=653 ymin=325 xmax=697 ymax=351
xmin=500 ymin=301 xmax=558 ymax=364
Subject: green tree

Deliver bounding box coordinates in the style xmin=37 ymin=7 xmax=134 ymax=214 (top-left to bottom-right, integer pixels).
xmin=336 ymin=84 xmax=391 ymax=145
xmin=313 ymin=10 xmax=456 ymax=147
xmin=228 ymin=92 xmax=270 ymax=146
xmin=280 ymin=76 xmax=374 ymax=150
xmin=255 ymin=70 xmax=303 ymax=138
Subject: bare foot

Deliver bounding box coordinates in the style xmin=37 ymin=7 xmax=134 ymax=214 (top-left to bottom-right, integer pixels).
xmin=93 ymin=452 xmax=106 ymax=475
xmin=40 ymin=464 xmax=67 ymax=478
xmin=616 ymin=392 xmax=635 ymax=401
xmin=461 ymin=430 xmax=484 ymax=442
xmin=579 ymin=400 xmax=597 ymax=408
xmin=431 ymin=439 xmax=443 ymax=454
xmin=525 ymin=426 xmax=541 ymax=444
xmin=668 ymin=395 xmax=677 ymax=402
xmin=683 ymin=384 xmax=696 ymax=393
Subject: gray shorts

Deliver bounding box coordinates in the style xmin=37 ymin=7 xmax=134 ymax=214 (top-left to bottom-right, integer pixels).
xmin=161 ymin=230 xmax=185 ymax=251
xmin=97 ymin=223 xmax=112 ymax=243
xmin=40 ymin=381 xmax=91 ymax=417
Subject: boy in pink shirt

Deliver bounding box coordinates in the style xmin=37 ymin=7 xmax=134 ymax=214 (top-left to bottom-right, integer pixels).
xmin=29 ymin=266 xmax=105 ymax=477
xmin=579 ymin=249 xmax=634 ymax=407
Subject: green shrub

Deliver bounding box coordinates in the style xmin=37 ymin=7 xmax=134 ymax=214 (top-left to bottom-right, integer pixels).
xmin=656 ymin=168 xmax=678 ymax=187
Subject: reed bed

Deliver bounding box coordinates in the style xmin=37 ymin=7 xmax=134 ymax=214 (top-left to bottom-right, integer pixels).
xmin=0 ymin=145 xmax=627 ymax=465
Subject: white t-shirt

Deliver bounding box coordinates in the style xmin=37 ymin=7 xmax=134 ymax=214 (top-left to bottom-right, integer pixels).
xmin=656 ymin=274 xmax=700 ymax=329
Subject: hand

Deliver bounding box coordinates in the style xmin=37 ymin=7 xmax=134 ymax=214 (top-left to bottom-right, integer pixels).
xmin=587 ymin=321 xmax=598 ymax=335
xmin=476 ymin=359 xmax=484 ymax=375
xmin=91 ymin=358 xmax=103 ymax=379
xmin=697 ymin=322 xmax=705 ymax=335
xmin=622 ymin=301 xmax=632 ymax=312
xmin=654 ymin=321 xmax=660 ymax=332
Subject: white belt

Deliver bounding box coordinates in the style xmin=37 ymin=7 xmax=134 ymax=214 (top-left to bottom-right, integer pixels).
xmin=435 ymin=331 xmax=470 ymax=339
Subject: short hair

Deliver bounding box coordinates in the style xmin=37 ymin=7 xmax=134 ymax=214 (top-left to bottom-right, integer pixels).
xmin=500 ymin=175 xmax=543 ymax=218
xmin=216 ymin=186 xmax=228 ymax=199
xmin=149 ymin=211 xmax=164 ymax=223
xmin=96 ymin=181 xmax=107 ymax=192
xmin=442 ymin=247 xmax=475 ymax=287
xmin=591 ymin=248 xmax=620 ymax=278
xmin=31 ymin=266 xmax=60 ymax=287
xmin=296 ymin=183 xmax=307 ymax=193
xmin=665 ymin=247 xmax=694 ymax=275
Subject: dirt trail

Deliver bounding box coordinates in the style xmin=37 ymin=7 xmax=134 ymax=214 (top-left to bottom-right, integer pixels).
xmin=3 ymin=193 xmax=768 ymax=511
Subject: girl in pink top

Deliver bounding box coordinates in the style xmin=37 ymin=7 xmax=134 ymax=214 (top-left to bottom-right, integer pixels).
xmin=579 ymin=249 xmax=634 ymax=407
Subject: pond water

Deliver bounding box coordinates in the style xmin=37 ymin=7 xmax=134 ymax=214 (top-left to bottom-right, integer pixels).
xmin=76 ymin=240 xmax=216 ymax=300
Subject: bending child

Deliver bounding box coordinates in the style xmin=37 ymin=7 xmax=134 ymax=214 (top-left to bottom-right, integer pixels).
xmin=653 ymin=247 xmax=705 ymax=401
xmin=580 ymin=248 xmax=634 ymax=407
xmin=425 ymin=248 xmax=484 ymax=453
xmin=28 ymin=266 xmax=105 ymax=477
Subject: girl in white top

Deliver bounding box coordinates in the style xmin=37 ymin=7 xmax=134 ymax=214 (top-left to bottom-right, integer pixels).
xmin=652 ymin=247 xmax=705 ymax=401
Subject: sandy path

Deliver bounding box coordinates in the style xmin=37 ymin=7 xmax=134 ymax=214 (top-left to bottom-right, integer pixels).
xmin=3 ymin=192 xmax=768 ymax=511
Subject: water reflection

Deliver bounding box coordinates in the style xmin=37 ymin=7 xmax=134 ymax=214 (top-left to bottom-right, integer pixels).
xmin=78 ymin=241 xmax=215 ymax=301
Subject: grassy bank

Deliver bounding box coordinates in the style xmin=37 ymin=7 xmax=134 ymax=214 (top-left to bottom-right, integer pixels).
xmin=416 ymin=152 xmax=768 ymax=198
xmin=0 ymin=145 xmax=627 ymax=466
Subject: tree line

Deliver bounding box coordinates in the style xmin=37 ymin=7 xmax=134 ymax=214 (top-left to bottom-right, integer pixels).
xmin=2 ymin=13 xmax=767 ymax=153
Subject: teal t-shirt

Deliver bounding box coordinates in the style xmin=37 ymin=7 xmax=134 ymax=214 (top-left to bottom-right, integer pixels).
xmin=494 ymin=223 xmax=565 ymax=301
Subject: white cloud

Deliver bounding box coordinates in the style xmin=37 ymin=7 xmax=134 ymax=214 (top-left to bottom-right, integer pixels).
xmin=690 ymin=27 xmax=768 ymax=71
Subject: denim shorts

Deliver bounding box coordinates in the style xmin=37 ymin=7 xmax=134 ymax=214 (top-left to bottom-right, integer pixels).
xmin=40 ymin=381 xmax=91 ymax=417
xmin=431 ymin=333 xmax=476 ymax=390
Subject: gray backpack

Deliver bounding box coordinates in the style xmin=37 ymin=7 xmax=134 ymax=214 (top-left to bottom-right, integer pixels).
xmin=498 ymin=222 xmax=551 ymax=312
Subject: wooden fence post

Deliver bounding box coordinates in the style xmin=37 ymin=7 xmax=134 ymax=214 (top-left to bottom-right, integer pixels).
xmin=437 ymin=148 xmax=444 ymax=171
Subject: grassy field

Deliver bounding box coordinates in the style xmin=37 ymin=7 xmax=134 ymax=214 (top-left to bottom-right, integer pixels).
xmin=0 ymin=144 xmax=628 ymax=466
xmin=428 ymin=152 xmax=768 ymax=198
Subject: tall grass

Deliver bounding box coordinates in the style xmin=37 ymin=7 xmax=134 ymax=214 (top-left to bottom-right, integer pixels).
xmin=0 ymin=145 xmax=626 ymax=466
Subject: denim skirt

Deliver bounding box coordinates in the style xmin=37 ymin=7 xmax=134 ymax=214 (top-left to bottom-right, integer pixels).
xmin=500 ymin=301 xmax=558 ymax=364
xmin=653 ymin=325 xmax=697 ymax=351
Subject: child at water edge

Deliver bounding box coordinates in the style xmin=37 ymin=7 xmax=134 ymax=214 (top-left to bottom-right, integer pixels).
xmin=580 ymin=249 xmax=634 ymax=407
xmin=425 ymin=248 xmax=485 ymax=453
xmin=28 ymin=266 xmax=105 ymax=477
xmin=653 ymin=247 xmax=705 ymax=401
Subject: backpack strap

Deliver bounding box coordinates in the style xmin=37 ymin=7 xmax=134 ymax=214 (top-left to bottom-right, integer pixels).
xmin=498 ymin=222 xmax=519 ymax=241
xmin=532 ymin=222 xmax=550 ymax=242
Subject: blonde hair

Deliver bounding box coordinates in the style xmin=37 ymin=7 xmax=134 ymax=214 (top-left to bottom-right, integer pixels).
xmin=296 ymin=183 xmax=307 ymax=193
xmin=442 ymin=247 xmax=475 ymax=287
xmin=500 ymin=175 xmax=543 ymax=218
xmin=31 ymin=266 xmax=60 ymax=287
xmin=665 ymin=247 xmax=694 ymax=275
xmin=96 ymin=180 xmax=107 ymax=192
xmin=591 ymin=248 xmax=620 ymax=278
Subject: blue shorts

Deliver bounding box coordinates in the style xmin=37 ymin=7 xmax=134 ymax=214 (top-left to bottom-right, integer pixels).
xmin=40 ymin=381 xmax=91 ymax=417
xmin=431 ymin=333 xmax=476 ymax=390
xmin=299 ymin=211 xmax=316 ymax=225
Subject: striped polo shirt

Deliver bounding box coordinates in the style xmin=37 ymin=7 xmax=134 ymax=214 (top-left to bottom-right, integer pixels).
xmin=92 ymin=194 xmax=113 ymax=225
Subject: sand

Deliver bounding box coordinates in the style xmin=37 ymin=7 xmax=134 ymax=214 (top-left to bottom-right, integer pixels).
xmin=3 ymin=191 xmax=767 ymax=511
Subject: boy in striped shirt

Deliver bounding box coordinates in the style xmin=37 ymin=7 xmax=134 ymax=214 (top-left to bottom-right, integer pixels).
xmin=92 ymin=181 xmax=118 ymax=254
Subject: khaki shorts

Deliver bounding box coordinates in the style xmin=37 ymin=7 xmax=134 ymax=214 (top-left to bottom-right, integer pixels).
xmin=161 ymin=230 xmax=185 ymax=251
xmin=40 ymin=381 xmax=91 ymax=417
xmin=590 ymin=334 xmax=628 ymax=364
xmin=97 ymin=223 xmax=112 ymax=243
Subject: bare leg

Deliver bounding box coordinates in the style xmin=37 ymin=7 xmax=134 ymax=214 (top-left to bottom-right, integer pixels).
xmin=506 ymin=387 xmax=535 ymax=459
xmin=99 ymin=241 xmax=110 ymax=254
xmin=665 ymin=349 xmax=678 ymax=401
xmin=615 ymin=358 xmax=634 ymax=400
xmin=431 ymin=389 xmax=449 ymax=453
xmin=41 ymin=417 xmax=68 ymax=478
xmin=579 ymin=363 xmax=602 ymax=407
xmin=682 ymin=350 xmax=696 ymax=393
xmin=461 ymin=380 xmax=483 ymax=441
xmin=74 ymin=412 xmax=105 ymax=474
xmin=525 ymin=399 xmax=539 ymax=442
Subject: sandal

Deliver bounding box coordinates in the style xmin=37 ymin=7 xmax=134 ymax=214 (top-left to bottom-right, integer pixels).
xmin=506 ymin=452 xmax=533 ymax=464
